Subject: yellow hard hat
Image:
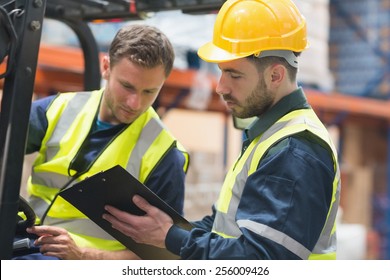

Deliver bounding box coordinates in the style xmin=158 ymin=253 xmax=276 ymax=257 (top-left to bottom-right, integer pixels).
xmin=198 ymin=0 xmax=309 ymax=63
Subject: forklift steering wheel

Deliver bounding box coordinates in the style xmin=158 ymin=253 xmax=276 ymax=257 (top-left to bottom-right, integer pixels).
xmin=16 ymin=196 xmax=36 ymax=235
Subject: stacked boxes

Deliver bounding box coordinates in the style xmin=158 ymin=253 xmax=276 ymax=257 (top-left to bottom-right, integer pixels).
xmin=329 ymin=0 xmax=390 ymax=99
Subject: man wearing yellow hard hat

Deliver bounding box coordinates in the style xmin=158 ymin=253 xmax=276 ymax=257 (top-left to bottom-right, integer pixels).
xmin=103 ymin=0 xmax=341 ymax=260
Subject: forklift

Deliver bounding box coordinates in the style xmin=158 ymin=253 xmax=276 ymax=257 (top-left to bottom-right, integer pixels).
xmin=0 ymin=0 xmax=224 ymax=260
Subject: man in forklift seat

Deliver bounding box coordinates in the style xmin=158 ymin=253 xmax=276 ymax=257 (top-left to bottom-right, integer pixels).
xmin=14 ymin=24 xmax=189 ymax=260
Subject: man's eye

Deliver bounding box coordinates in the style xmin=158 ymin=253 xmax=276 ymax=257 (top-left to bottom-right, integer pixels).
xmin=122 ymin=84 xmax=132 ymax=90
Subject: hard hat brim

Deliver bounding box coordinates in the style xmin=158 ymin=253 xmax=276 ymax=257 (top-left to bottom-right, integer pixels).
xmin=197 ymin=41 xmax=251 ymax=63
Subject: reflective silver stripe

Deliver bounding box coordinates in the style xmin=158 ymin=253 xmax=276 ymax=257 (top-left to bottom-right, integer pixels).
xmin=29 ymin=177 xmax=79 ymax=218
xmin=237 ymin=219 xmax=311 ymax=259
xmin=313 ymin=168 xmax=341 ymax=254
xmin=28 ymin=196 xmax=50 ymax=218
xmin=44 ymin=216 xmax=116 ymax=240
xmin=213 ymin=147 xmax=256 ymax=237
xmin=259 ymin=120 xmax=291 ymax=142
xmin=260 ymin=115 xmax=324 ymax=144
xmin=314 ymin=230 xmax=337 ymax=255
xmin=126 ymin=117 xmax=164 ymax=179
xmin=46 ymin=93 xmax=92 ymax=161
xmin=31 ymin=170 xmax=73 ymax=189
xmin=213 ymin=212 xmax=240 ymax=237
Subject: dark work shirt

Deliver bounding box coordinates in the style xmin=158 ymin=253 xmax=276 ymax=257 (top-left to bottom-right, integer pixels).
xmin=166 ymin=87 xmax=336 ymax=259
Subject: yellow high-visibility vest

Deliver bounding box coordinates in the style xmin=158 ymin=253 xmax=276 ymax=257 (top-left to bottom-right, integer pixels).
xmin=212 ymin=108 xmax=340 ymax=259
xmin=27 ymin=89 xmax=189 ymax=251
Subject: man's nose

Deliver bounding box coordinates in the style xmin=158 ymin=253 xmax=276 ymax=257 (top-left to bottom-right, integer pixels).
xmin=126 ymin=93 xmax=141 ymax=110
xmin=215 ymin=76 xmax=229 ymax=97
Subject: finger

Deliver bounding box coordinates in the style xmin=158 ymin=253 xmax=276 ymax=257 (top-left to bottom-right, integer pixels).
xmin=27 ymin=225 xmax=64 ymax=236
xmin=104 ymin=205 xmax=124 ymax=216
xmin=103 ymin=213 xmax=131 ymax=231
xmin=133 ymin=195 xmax=171 ymax=222
xmin=40 ymin=244 xmax=66 ymax=259
xmin=27 ymin=226 xmax=52 ymax=237
xmin=103 ymin=211 xmax=126 ymax=228
xmin=104 ymin=206 xmax=134 ymax=224
xmin=35 ymin=234 xmax=58 ymax=245
xmin=102 ymin=212 xmax=118 ymax=225
xmin=107 ymin=218 xmax=137 ymax=237
xmin=103 ymin=211 xmax=141 ymax=238
xmin=132 ymin=195 xmax=153 ymax=213
xmin=40 ymin=243 xmax=63 ymax=253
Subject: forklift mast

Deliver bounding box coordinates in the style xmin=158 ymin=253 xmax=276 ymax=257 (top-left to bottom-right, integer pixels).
xmin=0 ymin=0 xmax=224 ymax=260
xmin=0 ymin=0 xmax=47 ymax=260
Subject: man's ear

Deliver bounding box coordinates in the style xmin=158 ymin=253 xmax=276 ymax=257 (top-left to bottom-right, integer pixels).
xmin=270 ymin=64 xmax=285 ymax=83
xmin=101 ymin=55 xmax=110 ymax=79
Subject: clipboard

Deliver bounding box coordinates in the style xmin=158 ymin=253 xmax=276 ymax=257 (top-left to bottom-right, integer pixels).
xmin=59 ymin=165 xmax=193 ymax=260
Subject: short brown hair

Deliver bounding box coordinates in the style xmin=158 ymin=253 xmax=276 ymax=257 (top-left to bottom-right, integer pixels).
xmin=109 ymin=24 xmax=175 ymax=77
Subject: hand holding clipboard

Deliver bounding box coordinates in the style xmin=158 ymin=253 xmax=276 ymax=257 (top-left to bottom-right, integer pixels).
xmin=59 ymin=165 xmax=192 ymax=260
